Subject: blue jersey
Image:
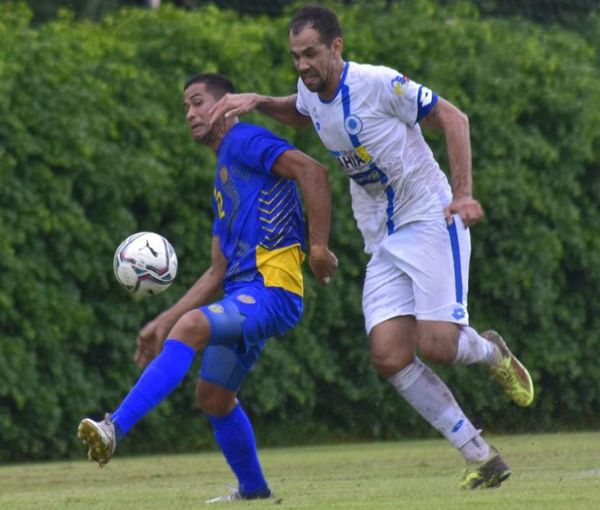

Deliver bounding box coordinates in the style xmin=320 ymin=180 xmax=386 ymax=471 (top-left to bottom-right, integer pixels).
xmin=212 ymin=122 xmax=307 ymax=296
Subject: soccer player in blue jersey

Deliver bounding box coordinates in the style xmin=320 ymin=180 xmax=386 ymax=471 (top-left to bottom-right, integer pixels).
xmin=77 ymin=73 xmax=338 ymax=503
xmin=208 ymin=6 xmax=534 ymax=490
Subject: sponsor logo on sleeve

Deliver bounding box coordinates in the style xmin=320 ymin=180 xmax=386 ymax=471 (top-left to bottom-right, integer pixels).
xmin=419 ymin=86 xmax=433 ymax=107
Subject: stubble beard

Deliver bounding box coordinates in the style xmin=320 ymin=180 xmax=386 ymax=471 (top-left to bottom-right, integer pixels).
xmin=302 ymin=71 xmax=327 ymax=93
xmin=198 ymin=123 xmax=220 ymax=146
xmin=306 ymin=81 xmax=325 ymax=93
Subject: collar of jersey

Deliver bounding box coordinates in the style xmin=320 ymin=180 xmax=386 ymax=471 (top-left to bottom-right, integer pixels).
xmin=318 ymin=61 xmax=349 ymax=104
xmin=216 ymin=121 xmax=244 ymax=157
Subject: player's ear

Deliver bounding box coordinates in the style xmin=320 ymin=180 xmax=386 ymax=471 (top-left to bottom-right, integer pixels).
xmin=332 ymin=36 xmax=343 ymax=56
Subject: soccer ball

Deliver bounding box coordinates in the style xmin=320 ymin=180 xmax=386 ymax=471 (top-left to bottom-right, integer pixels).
xmin=113 ymin=232 xmax=178 ymax=296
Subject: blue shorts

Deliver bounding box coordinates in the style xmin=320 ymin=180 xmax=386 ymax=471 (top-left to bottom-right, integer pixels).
xmin=198 ymin=283 xmax=303 ymax=391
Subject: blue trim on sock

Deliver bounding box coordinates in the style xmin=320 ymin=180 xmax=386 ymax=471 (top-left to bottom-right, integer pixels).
xmin=112 ymin=339 xmax=195 ymax=435
xmin=207 ymin=403 xmax=269 ymax=497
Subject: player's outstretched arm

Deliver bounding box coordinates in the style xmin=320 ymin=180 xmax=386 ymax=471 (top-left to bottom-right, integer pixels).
xmin=209 ymin=93 xmax=311 ymax=128
xmin=272 ymin=149 xmax=338 ymax=285
xmin=420 ymin=98 xmax=484 ymax=227
xmin=134 ymin=236 xmax=227 ymax=368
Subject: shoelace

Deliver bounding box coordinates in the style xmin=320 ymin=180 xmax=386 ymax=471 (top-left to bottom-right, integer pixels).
xmin=492 ymin=359 xmax=521 ymax=391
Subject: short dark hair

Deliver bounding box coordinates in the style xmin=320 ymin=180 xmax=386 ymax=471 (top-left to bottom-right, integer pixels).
xmin=289 ymin=5 xmax=342 ymax=46
xmin=183 ymin=73 xmax=235 ymax=99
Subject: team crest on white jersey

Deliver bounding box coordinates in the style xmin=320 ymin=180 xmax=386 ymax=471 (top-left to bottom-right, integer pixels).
xmin=391 ymin=74 xmax=409 ymax=95
xmin=344 ymin=115 xmax=363 ymax=135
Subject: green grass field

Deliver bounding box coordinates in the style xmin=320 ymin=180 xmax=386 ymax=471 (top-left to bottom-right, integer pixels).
xmin=1 ymin=432 xmax=599 ymax=509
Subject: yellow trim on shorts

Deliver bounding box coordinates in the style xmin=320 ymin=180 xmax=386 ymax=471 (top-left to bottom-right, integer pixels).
xmin=256 ymin=243 xmax=305 ymax=296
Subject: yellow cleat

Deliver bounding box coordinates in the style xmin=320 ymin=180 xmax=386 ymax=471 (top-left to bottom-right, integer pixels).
xmin=483 ymin=330 xmax=534 ymax=407
xmin=460 ymin=447 xmax=512 ymax=489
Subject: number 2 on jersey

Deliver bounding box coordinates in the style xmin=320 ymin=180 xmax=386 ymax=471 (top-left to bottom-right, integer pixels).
xmin=214 ymin=188 xmax=225 ymax=218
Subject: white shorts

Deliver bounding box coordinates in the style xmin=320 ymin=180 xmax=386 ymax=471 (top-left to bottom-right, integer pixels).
xmin=362 ymin=215 xmax=471 ymax=334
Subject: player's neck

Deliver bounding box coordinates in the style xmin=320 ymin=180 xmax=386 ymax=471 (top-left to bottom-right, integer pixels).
xmin=318 ymin=58 xmax=345 ymax=102
xmin=206 ymin=117 xmax=238 ymax=153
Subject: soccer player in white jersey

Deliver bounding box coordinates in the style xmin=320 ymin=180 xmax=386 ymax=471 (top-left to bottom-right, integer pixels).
xmin=209 ymin=5 xmax=534 ymax=489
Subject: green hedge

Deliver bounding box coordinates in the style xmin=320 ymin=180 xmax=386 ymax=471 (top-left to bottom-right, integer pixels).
xmin=0 ymin=1 xmax=598 ymax=461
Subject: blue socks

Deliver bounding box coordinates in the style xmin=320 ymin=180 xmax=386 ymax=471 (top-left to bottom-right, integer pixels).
xmin=207 ymin=404 xmax=270 ymax=498
xmin=111 ymin=339 xmax=195 ymax=436
xmin=109 ymin=340 xmax=269 ymax=498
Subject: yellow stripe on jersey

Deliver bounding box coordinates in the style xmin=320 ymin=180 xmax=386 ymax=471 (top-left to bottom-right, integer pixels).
xmin=356 ymin=145 xmax=372 ymax=162
xmin=256 ymin=243 xmax=305 ymax=296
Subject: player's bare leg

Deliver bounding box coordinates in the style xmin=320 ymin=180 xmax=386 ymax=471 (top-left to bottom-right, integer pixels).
xmin=371 ymin=316 xmax=510 ymax=488
xmin=417 ymin=320 xmax=461 ymax=364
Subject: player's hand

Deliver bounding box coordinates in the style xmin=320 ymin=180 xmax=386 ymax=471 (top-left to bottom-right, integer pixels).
xmin=134 ymin=315 xmax=173 ymax=369
xmin=209 ymin=93 xmax=261 ymax=125
xmin=444 ymin=195 xmax=484 ymax=227
xmin=309 ymin=245 xmax=338 ymax=286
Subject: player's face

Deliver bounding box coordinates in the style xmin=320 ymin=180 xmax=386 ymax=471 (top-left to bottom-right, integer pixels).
xmin=289 ymin=27 xmax=342 ymax=94
xmin=184 ymin=83 xmax=218 ymax=143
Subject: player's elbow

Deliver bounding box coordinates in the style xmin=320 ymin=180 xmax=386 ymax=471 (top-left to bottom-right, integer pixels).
xmin=456 ymin=109 xmax=469 ymax=130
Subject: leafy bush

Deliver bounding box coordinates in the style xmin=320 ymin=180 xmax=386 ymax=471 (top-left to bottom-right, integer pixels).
xmin=0 ymin=0 xmax=598 ymax=460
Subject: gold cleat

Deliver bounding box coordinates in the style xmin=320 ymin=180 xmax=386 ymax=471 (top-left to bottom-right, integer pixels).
xmin=77 ymin=413 xmax=116 ymax=467
xmin=483 ymin=330 xmax=534 ymax=407
xmin=460 ymin=447 xmax=512 ymax=489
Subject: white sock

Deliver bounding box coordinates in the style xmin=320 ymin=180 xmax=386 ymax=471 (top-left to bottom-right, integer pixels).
xmin=453 ymin=326 xmax=498 ymax=366
xmin=387 ymin=357 xmax=490 ymax=460
xmin=459 ymin=434 xmax=491 ymax=462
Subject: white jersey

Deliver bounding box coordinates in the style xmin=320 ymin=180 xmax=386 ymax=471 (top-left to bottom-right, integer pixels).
xmin=296 ymin=62 xmax=452 ymax=253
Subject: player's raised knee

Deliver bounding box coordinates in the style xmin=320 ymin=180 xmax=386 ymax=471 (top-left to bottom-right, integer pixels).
xmin=170 ymin=309 xmax=211 ymax=350
xmin=370 ymin=346 xmax=415 ymax=378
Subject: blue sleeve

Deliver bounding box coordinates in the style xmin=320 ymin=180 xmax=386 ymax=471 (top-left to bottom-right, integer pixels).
xmin=233 ymin=126 xmax=295 ymax=174
xmin=416 ymin=86 xmax=439 ymax=122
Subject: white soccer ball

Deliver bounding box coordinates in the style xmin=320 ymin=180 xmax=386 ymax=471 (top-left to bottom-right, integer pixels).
xmin=113 ymin=232 xmax=178 ymax=296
